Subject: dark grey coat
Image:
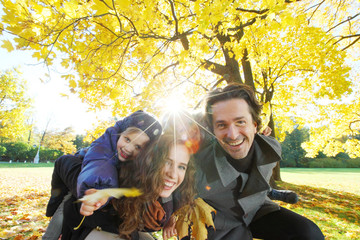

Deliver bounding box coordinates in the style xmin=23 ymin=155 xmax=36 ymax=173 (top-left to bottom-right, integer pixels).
xmin=194 ymin=134 xmax=281 ymax=240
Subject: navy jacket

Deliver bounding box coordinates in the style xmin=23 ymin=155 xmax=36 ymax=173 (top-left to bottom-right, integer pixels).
xmin=77 ymin=119 xmax=128 ymax=198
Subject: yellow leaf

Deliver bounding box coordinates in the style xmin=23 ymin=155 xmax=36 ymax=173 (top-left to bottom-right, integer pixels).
xmin=2 ymin=40 xmax=14 ymax=52
xmin=78 ymin=188 xmax=142 ymax=204
xmin=69 ymin=79 xmax=77 ymax=88
xmin=174 ymin=198 xmax=216 ymax=240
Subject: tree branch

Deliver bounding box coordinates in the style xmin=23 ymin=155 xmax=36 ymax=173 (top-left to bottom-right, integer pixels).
xmin=342 ymin=35 xmax=360 ymax=51
xmin=327 ymin=12 xmax=360 ymax=33
xmin=306 ymin=0 xmax=325 ymax=24
xmin=349 ymin=119 xmax=360 ymax=133
xmin=203 ymin=60 xmax=229 ymax=76
xmin=167 ymin=0 xmax=179 ymax=35
xmin=153 ymin=61 xmax=180 ymax=79
xmin=236 ymin=7 xmax=268 ymax=14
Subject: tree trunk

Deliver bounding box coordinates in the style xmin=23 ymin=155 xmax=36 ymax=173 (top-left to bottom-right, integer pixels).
xmin=269 ymin=114 xmax=282 ymax=184
xmin=241 ymin=48 xmax=255 ymax=90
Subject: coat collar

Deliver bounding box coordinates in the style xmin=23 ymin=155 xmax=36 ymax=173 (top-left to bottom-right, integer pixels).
xmin=214 ymin=142 xmax=241 ymax=187
xmin=212 ymin=134 xmax=281 ymax=188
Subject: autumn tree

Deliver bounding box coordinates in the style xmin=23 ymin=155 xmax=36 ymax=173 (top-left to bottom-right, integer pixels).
xmin=0 ymin=69 xmax=33 ymax=142
xmin=1 ymin=0 xmax=359 ymax=180
xmin=40 ymin=127 xmax=77 ymax=154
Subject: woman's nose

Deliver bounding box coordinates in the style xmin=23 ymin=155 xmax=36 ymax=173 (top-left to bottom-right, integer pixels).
xmin=166 ymin=164 xmax=176 ymax=178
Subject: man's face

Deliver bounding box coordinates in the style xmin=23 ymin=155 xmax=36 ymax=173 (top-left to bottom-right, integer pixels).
xmin=212 ymin=98 xmax=257 ymax=159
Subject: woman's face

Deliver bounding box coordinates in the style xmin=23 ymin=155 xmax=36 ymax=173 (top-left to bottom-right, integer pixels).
xmin=160 ymin=143 xmax=190 ymax=198
xmin=116 ymin=130 xmax=150 ymax=162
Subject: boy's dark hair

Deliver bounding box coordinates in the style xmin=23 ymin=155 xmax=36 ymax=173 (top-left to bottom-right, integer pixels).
xmin=205 ymin=83 xmax=263 ymax=131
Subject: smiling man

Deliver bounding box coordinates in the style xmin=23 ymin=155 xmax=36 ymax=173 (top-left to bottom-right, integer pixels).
xmin=194 ymin=83 xmax=324 ymax=240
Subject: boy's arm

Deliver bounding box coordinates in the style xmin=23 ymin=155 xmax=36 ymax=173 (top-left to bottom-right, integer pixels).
xmin=77 ymin=156 xmax=119 ymax=198
xmin=76 ymin=120 xmax=123 ymax=198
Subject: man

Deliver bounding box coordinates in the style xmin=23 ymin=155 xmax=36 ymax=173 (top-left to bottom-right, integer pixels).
xmin=194 ymin=83 xmax=324 ymax=240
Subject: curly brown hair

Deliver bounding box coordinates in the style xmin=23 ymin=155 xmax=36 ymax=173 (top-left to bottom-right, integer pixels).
xmin=112 ymin=133 xmax=196 ymax=238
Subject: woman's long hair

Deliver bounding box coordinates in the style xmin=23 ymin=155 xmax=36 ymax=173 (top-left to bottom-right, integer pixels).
xmin=112 ymin=133 xmax=196 ymax=238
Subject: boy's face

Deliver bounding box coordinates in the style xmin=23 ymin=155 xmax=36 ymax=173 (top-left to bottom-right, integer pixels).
xmin=116 ymin=131 xmax=150 ymax=162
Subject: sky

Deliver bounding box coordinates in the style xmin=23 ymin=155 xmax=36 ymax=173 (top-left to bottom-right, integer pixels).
xmin=0 ymin=47 xmax=110 ymax=135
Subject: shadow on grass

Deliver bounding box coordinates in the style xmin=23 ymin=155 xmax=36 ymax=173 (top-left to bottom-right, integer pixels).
xmin=277 ymin=181 xmax=360 ymax=225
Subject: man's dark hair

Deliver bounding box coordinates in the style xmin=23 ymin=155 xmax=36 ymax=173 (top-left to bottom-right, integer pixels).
xmin=205 ymin=83 xmax=263 ymax=132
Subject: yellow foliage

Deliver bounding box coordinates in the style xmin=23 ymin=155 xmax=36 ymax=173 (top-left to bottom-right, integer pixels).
xmin=173 ymin=198 xmax=216 ymax=240
xmin=1 ymin=0 xmax=359 ymax=157
xmin=0 ymin=69 xmax=33 ymax=141
xmin=1 ymin=40 xmax=14 ymax=52
xmin=41 ymin=127 xmax=77 ymax=154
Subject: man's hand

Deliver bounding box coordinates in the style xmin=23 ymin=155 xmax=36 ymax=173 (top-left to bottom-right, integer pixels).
xmin=163 ymin=216 xmax=177 ymax=240
xmin=79 ymin=189 xmax=108 ymax=216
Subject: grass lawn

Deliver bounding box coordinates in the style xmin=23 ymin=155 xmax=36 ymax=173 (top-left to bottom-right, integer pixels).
xmin=280 ymin=168 xmax=360 ymax=195
xmin=0 ymin=167 xmax=359 ymax=239
xmin=277 ymin=168 xmax=360 ymax=240
xmin=0 ymin=162 xmax=54 ymax=168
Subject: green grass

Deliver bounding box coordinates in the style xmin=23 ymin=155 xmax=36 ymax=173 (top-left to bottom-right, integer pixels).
xmin=0 ymin=162 xmax=54 ymax=168
xmin=280 ymin=168 xmax=360 ymax=195
xmin=276 ymin=168 xmax=360 ymax=239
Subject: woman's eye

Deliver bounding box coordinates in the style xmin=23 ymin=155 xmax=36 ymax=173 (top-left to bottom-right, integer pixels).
xmin=124 ymin=137 xmax=130 ymax=142
xmin=135 ymin=145 xmax=141 ymax=150
xmin=179 ymin=165 xmax=187 ymax=171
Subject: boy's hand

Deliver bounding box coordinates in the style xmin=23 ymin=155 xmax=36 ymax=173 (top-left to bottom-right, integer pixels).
xmin=79 ymin=189 xmax=108 ymax=216
xmin=261 ymin=126 xmax=272 ymax=136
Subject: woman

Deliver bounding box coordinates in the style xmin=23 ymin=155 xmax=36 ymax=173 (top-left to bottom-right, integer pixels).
xmin=62 ymin=121 xmax=199 ymax=240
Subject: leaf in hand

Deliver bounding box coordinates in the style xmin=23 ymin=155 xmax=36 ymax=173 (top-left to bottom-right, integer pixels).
xmin=78 ymin=188 xmax=142 ymax=203
xmin=173 ymin=198 xmax=216 ymax=240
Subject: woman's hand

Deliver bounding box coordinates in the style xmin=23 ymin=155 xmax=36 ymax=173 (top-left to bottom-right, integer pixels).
xmin=163 ymin=216 xmax=177 ymax=240
xmin=79 ymin=189 xmax=108 ymax=216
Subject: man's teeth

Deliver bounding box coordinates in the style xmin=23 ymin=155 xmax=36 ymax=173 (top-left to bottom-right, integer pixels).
xmin=228 ymin=139 xmax=245 ymax=146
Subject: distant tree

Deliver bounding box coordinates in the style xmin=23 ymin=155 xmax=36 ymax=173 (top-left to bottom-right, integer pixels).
xmin=3 ymin=142 xmax=30 ymax=161
xmin=0 ymin=69 xmax=33 ymax=142
xmin=41 ymin=127 xmax=77 ymax=154
xmin=72 ymin=134 xmax=90 ymax=151
xmin=0 ymin=145 xmax=6 ymax=158
xmin=281 ymin=127 xmax=309 ymax=167
xmin=39 ymin=147 xmax=63 ymax=162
